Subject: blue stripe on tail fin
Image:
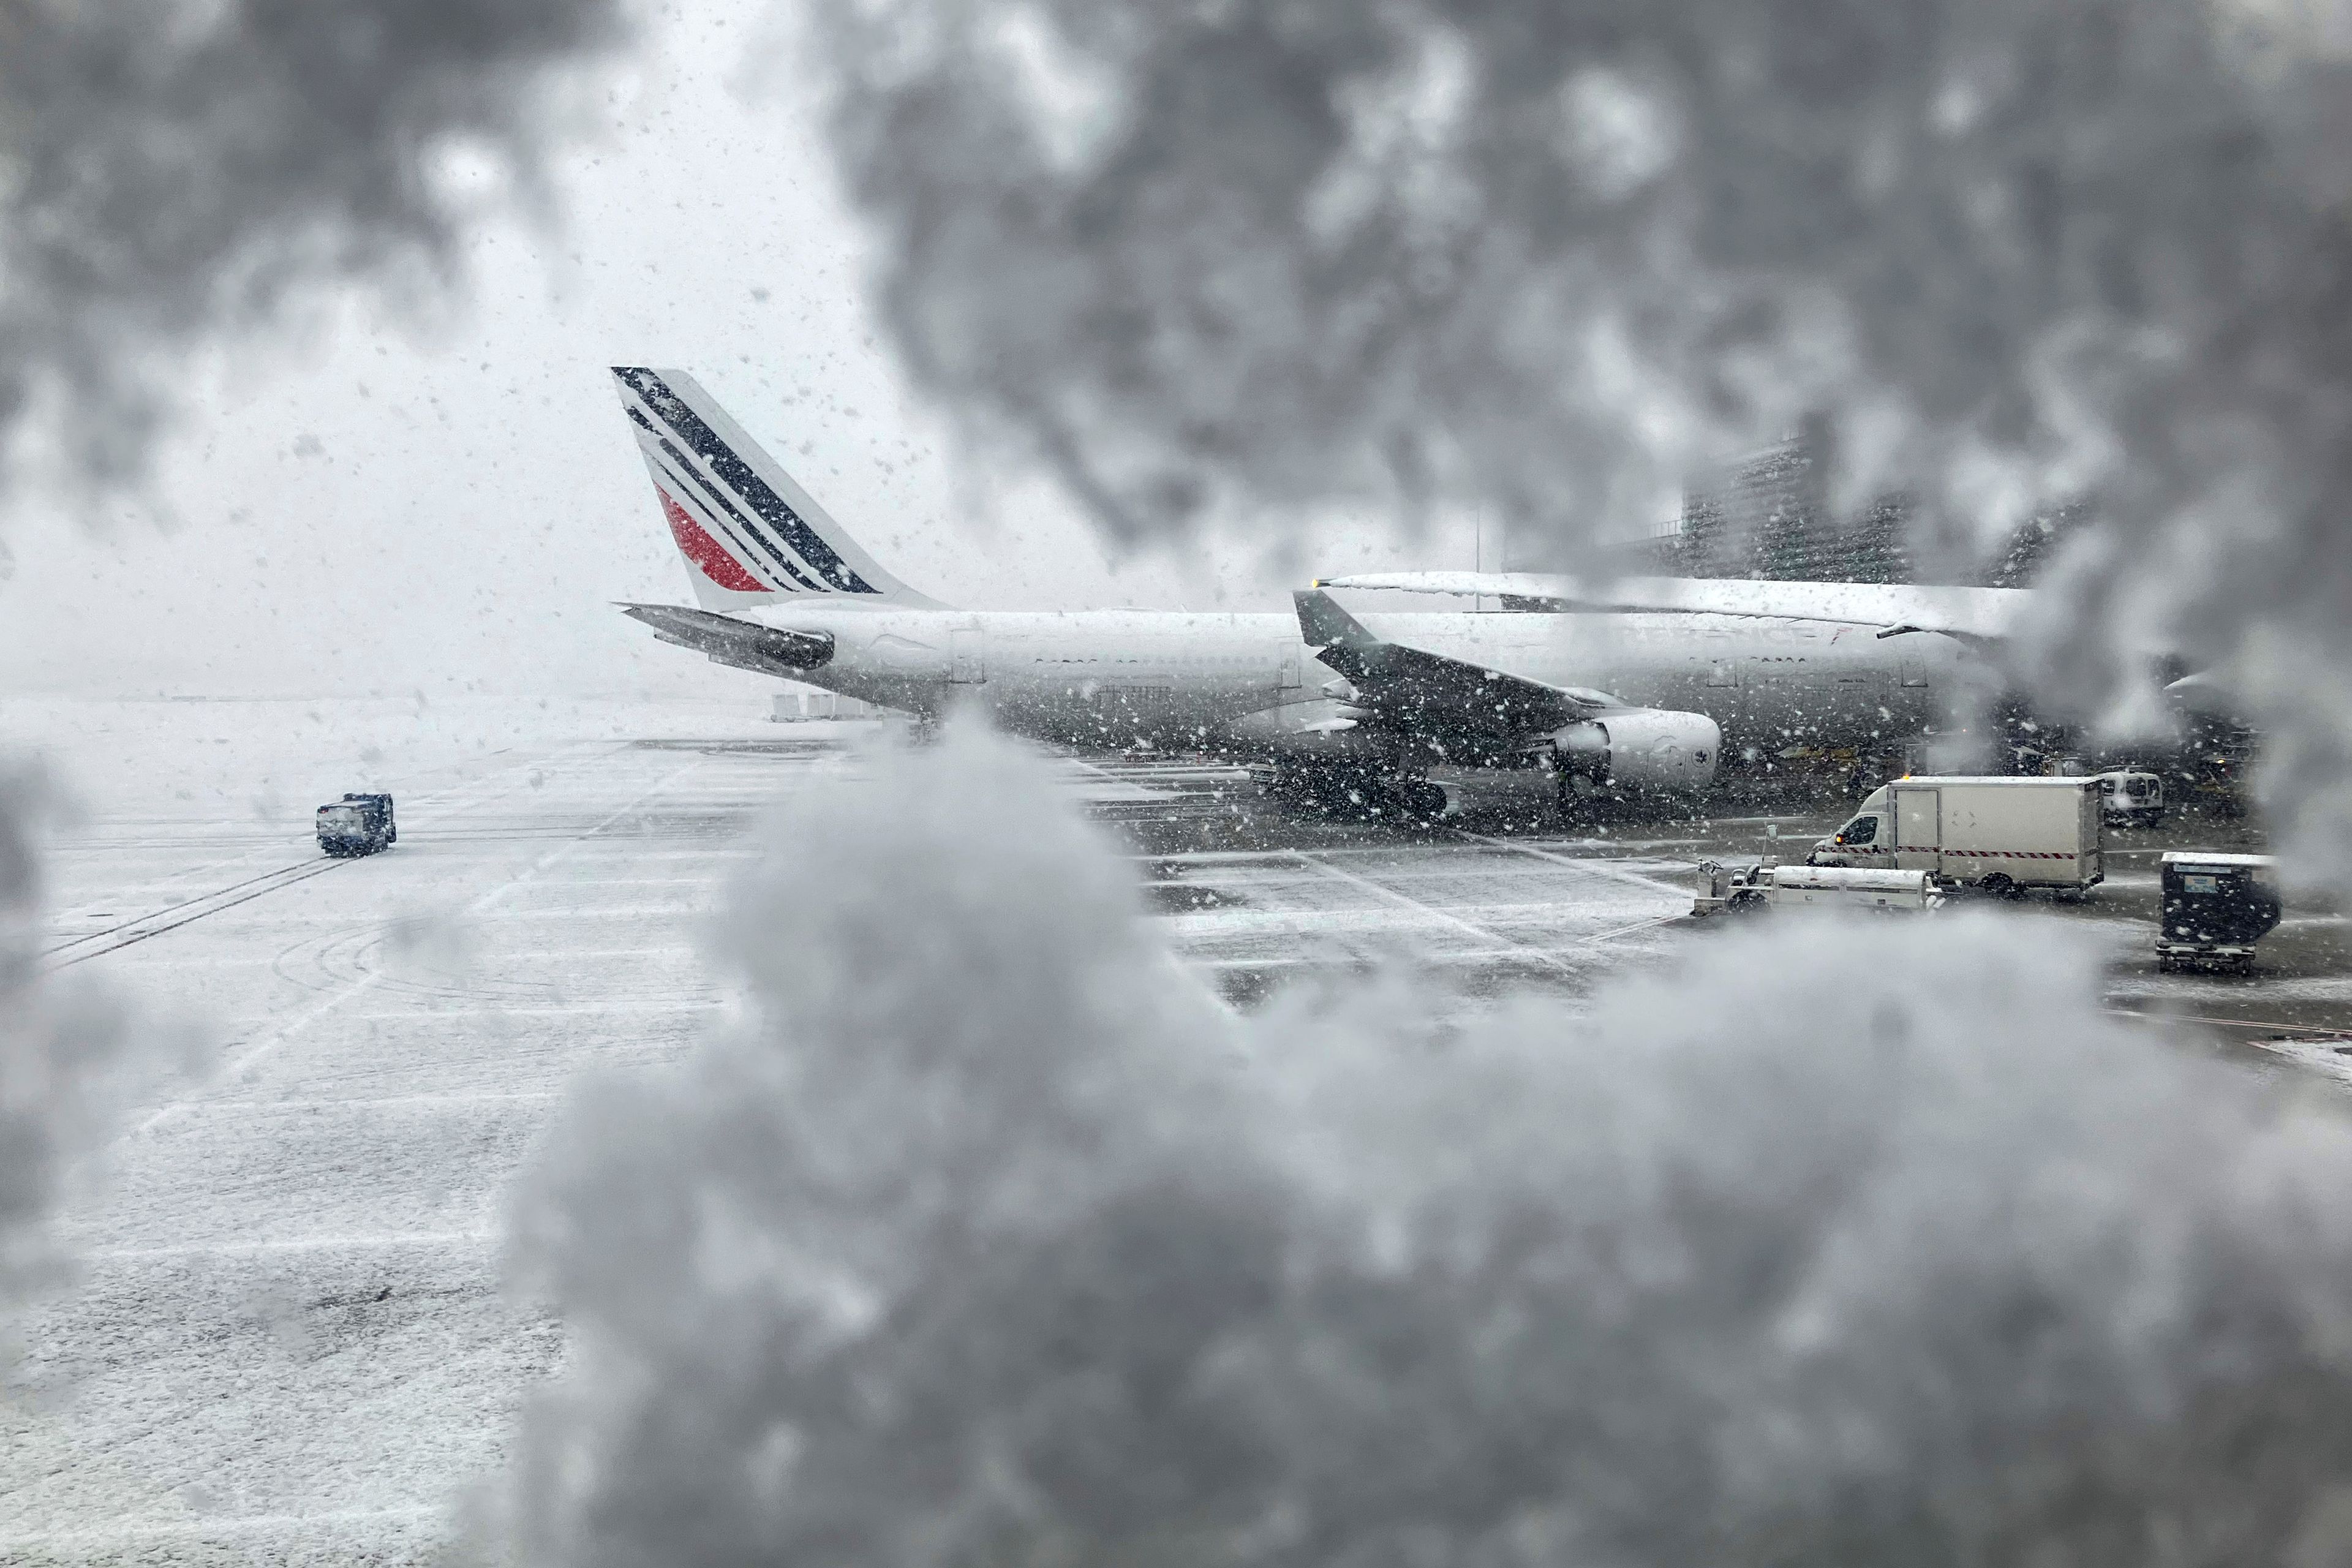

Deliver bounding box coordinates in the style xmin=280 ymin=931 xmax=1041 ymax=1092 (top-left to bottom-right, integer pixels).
xmin=611 ymin=368 xmax=944 ymax=609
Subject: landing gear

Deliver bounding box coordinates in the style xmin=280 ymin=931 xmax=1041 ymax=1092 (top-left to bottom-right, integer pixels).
xmin=1398 ymin=777 xmax=1449 ymax=822
xmin=1265 ymin=760 xmax=1357 ymax=813
xmin=1555 ymin=771 xmax=1629 ymax=829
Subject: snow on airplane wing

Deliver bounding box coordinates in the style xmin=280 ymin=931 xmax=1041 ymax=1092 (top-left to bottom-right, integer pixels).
xmin=1295 ymin=589 xmax=1613 ymax=755
xmin=1311 ymin=570 xmax=2027 ymax=644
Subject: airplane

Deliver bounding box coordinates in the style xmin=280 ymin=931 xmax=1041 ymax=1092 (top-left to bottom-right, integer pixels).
xmin=1307 ymin=568 xmax=2250 ymax=793
xmin=610 ymin=366 xmax=2013 ymax=818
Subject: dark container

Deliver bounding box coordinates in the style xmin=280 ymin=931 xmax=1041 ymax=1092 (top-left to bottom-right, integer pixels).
xmin=317 ymin=793 xmax=396 ymax=858
xmin=2157 ymin=852 xmax=2279 ymax=970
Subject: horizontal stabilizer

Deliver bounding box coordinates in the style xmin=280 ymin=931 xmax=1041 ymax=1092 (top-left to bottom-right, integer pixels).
xmin=619 ymin=603 xmax=834 ymax=674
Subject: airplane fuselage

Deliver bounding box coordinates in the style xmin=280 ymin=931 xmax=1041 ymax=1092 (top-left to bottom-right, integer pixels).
xmin=745 ymin=605 xmax=1973 ymax=767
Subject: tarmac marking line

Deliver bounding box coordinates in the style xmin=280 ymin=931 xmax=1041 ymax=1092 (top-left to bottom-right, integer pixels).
xmin=136 ymin=756 xmax=715 ymax=1134
xmin=45 ymin=861 xmax=346 ymax=968
xmin=1284 ymin=851 xmax=1577 ymax=975
xmin=40 ymin=740 xmax=631 ymax=970
xmin=0 ymin=1505 xmax=449 ymax=1548
xmin=1447 ymin=829 xmax=1693 ymax=897
xmin=80 ymin=1230 xmax=494 ymax=1262
xmin=2103 ymin=1005 xmax=2351 ymax=1041
xmin=154 ymin=1090 xmax=565 ymax=1114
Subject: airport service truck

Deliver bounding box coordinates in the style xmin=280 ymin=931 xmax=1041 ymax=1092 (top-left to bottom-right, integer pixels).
xmin=1809 ymin=776 xmax=2103 ymax=896
xmin=1693 ymin=860 xmax=1943 ymax=916
xmin=317 ymin=793 xmax=396 ymax=858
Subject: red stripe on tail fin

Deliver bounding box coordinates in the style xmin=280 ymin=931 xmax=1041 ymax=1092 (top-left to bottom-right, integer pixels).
xmin=660 ymin=491 xmax=768 ymax=592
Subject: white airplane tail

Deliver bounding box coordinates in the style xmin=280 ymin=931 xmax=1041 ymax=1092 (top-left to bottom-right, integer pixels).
xmin=611 ymin=366 xmax=944 ymax=611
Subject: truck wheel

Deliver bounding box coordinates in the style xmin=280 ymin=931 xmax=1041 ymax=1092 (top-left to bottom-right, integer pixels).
xmin=1728 ymin=889 xmax=1769 ymax=913
xmin=1981 ymin=873 xmax=2021 ymax=900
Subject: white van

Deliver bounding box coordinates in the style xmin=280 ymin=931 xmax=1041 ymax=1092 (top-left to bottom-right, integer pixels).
xmin=1810 ymin=776 xmax=2103 ymax=895
xmin=2095 ymin=769 xmax=2165 ymax=828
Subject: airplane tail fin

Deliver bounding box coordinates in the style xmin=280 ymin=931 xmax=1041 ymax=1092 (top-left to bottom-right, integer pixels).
xmin=611 ymin=366 xmax=944 ymax=611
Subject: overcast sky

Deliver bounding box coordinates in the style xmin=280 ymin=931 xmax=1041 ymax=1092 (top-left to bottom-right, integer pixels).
xmin=0 ymin=1 xmax=1476 ymax=702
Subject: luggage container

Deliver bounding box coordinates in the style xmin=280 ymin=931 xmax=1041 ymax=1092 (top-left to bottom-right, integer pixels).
xmin=2155 ymin=851 xmax=2280 ymax=972
xmin=1809 ymin=776 xmax=2103 ymax=896
xmin=317 ymin=793 xmax=396 ymax=858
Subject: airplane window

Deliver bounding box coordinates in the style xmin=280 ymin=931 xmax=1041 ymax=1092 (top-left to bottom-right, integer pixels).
xmin=1836 ymin=815 xmax=1879 ymax=845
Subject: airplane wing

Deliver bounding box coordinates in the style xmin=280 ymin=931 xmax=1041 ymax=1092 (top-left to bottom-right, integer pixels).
xmin=1311 ymin=570 xmax=2026 ymax=644
xmin=1294 ymin=589 xmax=1613 ymax=758
xmin=619 ymin=603 xmax=835 ymax=674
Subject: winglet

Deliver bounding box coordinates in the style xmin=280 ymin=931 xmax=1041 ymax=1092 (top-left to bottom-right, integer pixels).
xmin=1294 ymin=588 xmax=1381 ymax=650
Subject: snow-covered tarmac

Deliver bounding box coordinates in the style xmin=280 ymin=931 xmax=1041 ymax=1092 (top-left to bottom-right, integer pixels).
xmin=7 ymin=704 xmax=805 ymax=1563
xmin=3 ymin=699 xmax=2345 ymax=1562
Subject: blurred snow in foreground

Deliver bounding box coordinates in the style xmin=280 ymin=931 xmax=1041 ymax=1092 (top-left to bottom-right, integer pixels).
xmin=487 ymin=720 xmax=2352 ymax=1568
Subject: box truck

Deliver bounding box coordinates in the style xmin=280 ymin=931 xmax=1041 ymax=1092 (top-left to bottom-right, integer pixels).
xmin=1809 ymin=777 xmax=2103 ymax=895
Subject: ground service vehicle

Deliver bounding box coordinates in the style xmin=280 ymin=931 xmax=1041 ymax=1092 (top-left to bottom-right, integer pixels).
xmin=1694 ymin=859 xmax=1943 ymax=916
xmin=2156 ymin=852 xmax=2281 ymax=971
xmin=317 ymin=793 xmax=396 ymax=858
xmin=1810 ymin=776 xmax=2103 ymax=895
xmin=2096 ymin=769 xmax=2165 ymax=827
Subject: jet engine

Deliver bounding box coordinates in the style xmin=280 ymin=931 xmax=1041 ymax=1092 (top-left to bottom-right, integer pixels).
xmin=1550 ymin=709 xmax=1722 ymax=792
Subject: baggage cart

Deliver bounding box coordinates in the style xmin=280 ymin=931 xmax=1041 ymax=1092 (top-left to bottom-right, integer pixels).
xmin=2155 ymin=851 xmax=2280 ymax=972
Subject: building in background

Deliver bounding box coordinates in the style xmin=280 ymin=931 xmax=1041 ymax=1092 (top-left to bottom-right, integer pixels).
xmin=1599 ymin=417 xmax=2087 ymax=587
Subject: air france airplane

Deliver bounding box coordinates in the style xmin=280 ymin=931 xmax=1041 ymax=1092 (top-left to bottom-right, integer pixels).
xmin=612 ymin=366 xmax=2010 ymax=816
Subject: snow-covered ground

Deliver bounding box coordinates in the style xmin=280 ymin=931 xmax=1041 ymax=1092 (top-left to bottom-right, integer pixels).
xmin=3 ymin=699 xmax=2344 ymax=1562
xmin=0 ymin=701 xmax=1701 ymax=1562
xmin=2 ymin=700 xmax=824 ymax=1564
